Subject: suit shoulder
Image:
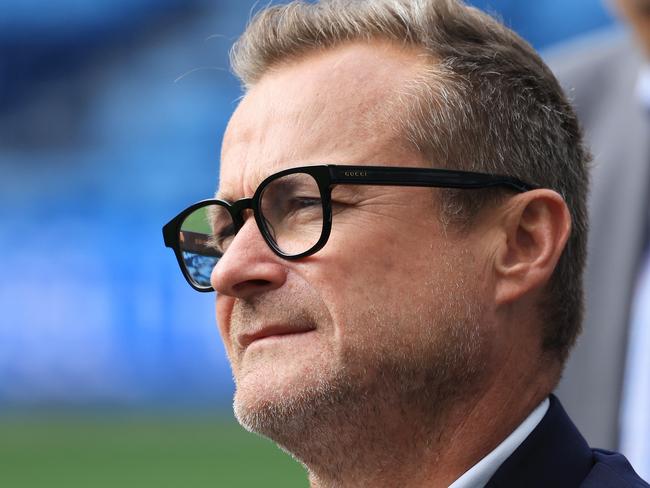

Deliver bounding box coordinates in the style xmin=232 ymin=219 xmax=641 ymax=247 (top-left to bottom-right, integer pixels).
xmin=581 ymin=449 xmax=650 ymax=487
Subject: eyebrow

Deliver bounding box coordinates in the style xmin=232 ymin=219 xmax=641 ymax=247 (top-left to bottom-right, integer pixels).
xmin=214 ymin=175 xmax=266 ymax=203
xmin=214 ymin=189 xmax=230 ymax=201
xmin=214 ymin=163 xmax=296 ymax=202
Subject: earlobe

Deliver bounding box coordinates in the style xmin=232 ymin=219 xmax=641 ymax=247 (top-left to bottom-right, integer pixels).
xmin=494 ymin=190 xmax=572 ymax=306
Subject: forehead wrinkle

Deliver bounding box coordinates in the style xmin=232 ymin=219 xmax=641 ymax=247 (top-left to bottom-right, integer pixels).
xmin=216 ymin=158 xmax=286 ymax=202
xmin=218 ymin=98 xmax=285 ymax=201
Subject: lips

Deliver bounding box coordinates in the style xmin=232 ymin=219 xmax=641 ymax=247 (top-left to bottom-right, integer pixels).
xmin=237 ymin=324 xmax=316 ymax=349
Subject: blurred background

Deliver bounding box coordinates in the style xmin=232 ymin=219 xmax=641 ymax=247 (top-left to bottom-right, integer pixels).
xmin=0 ymin=0 xmax=622 ymax=486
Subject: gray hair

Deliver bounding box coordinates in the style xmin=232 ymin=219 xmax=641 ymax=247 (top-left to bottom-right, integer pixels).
xmin=229 ymin=0 xmax=590 ymax=364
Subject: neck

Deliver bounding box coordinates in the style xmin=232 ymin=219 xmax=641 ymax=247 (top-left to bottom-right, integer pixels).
xmin=295 ymin=365 xmax=554 ymax=487
xmin=305 ymin=402 xmax=453 ymax=487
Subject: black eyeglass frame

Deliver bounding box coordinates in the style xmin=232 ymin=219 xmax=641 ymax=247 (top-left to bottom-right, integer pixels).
xmin=162 ymin=164 xmax=537 ymax=292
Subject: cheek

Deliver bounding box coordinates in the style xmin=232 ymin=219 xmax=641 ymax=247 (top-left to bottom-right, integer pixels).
xmin=291 ymin=210 xmax=470 ymax=346
xmin=301 ymin=250 xmax=422 ymax=347
xmin=313 ymin=239 xmax=478 ymax=337
xmin=216 ymin=295 xmax=237 ymax=360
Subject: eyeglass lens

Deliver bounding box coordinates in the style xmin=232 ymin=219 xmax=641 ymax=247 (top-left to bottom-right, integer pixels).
xmin=179 ymin=204 xmax=231 ymax=287
xmin=178 ymin=172 xmax=325 ymax=287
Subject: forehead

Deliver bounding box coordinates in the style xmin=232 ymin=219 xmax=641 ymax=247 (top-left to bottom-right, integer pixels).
xmin=218 ymin=40 xmax=429 ymax=199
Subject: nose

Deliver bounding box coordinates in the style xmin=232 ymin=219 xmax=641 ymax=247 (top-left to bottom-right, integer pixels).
xmin=210 ymin=217 xmax=287 ymax=299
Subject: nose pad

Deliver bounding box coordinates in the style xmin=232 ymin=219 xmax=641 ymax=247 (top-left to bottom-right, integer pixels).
xmin=239 ymin=208 xmax=253 ymax=222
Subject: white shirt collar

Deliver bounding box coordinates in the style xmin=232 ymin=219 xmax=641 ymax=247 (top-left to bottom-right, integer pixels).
xmin=448 ymin=397 xmax=550 ymax=488
xmin=637 ymin=64 xmax=650 ymax=112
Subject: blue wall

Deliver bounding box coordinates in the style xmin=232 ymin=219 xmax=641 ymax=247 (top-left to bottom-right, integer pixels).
xmin=0 ymin=0 xmax=618 ymax=408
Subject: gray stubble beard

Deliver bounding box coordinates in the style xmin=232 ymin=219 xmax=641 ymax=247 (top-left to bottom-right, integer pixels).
xmin=232 ymin=299 xmax=489 ymax=485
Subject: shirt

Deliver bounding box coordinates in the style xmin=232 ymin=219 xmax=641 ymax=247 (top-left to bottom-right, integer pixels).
xmin=636 ymin=64 xmax=650 ymax=111
xmin=619 ymin=65 xmax=650 ymax=479
xmin=449 ymin=398 xmax=550 ymax=488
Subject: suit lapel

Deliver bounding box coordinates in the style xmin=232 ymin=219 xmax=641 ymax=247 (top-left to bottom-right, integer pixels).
xmin=486 ymin=395 xmax=593 ymax=488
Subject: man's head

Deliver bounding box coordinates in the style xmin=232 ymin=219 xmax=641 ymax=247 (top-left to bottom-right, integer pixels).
xmin=207 ymin=0 xmax=588 ymax=481
xmin=613 ymin=0 xmax=650 ymax=56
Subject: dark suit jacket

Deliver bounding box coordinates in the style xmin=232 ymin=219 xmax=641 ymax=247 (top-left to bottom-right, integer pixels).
xmin=486 ymin=396 xmax=648 ymax=487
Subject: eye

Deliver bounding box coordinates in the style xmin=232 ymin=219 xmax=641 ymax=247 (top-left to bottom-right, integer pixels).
xmin=287 ymin=196 xmax=322 ymax=210
xmin=210 ymin=222 xmax=236 ymax=253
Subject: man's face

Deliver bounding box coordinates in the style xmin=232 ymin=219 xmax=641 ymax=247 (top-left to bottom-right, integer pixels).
xmin=615 ymin=0 xmax=650 ymax=55
xmin=628 ymin=0 xmax=650 ymax=13
xmin=211 ymin=42 xmax=496 ymax=445
xmin=616 ymin=0 xmax=650 ymax=21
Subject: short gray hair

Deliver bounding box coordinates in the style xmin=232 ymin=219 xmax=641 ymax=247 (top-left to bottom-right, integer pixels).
xmin=229 ymin=0 xmax=590 ymax=364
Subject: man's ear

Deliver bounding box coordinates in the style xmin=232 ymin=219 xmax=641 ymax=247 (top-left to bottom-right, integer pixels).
xmin=493 ymin=189 xmax=572 ymax=306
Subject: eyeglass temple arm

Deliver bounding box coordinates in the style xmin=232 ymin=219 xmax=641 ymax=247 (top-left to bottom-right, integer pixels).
xmin=327 ymin=165 xmax=535 ymax=193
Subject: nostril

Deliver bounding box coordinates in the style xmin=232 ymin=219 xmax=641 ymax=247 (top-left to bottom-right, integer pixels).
xmin=249 ymin=279 xmax=272 ymax=287
xmin=232 ymin=279 xmax=272 ymax=292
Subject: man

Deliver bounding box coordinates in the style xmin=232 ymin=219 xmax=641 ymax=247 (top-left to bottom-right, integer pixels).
xmin=163 ymin=0 xmax=648 ymax=486
xmin=549 ymin=0 xmax=650 ymax=475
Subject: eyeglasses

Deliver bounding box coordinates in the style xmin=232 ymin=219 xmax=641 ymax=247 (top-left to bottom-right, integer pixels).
xmin=162 ymin=164 xmax=536 ymax=292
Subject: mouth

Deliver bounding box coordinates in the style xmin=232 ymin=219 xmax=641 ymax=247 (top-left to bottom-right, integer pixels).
xmin=238 ymin=324 xmax=317 ymax=349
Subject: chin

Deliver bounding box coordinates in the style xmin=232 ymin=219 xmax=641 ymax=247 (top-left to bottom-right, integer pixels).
xmin=232 ymin=359 xmax=355 ymax=441
xmin=231 ymin=331 xmax=344 ymax=431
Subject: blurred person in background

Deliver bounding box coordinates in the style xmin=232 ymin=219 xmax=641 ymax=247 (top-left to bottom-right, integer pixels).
xmin=163 ymin=0 xmax=649 ymax=486
xmin=549 ymin=0 xmax=650 ymax=479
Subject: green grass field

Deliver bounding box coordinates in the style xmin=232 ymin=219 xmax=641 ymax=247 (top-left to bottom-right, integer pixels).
xmin=0 ymin=412 xmax=308 ymax=487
